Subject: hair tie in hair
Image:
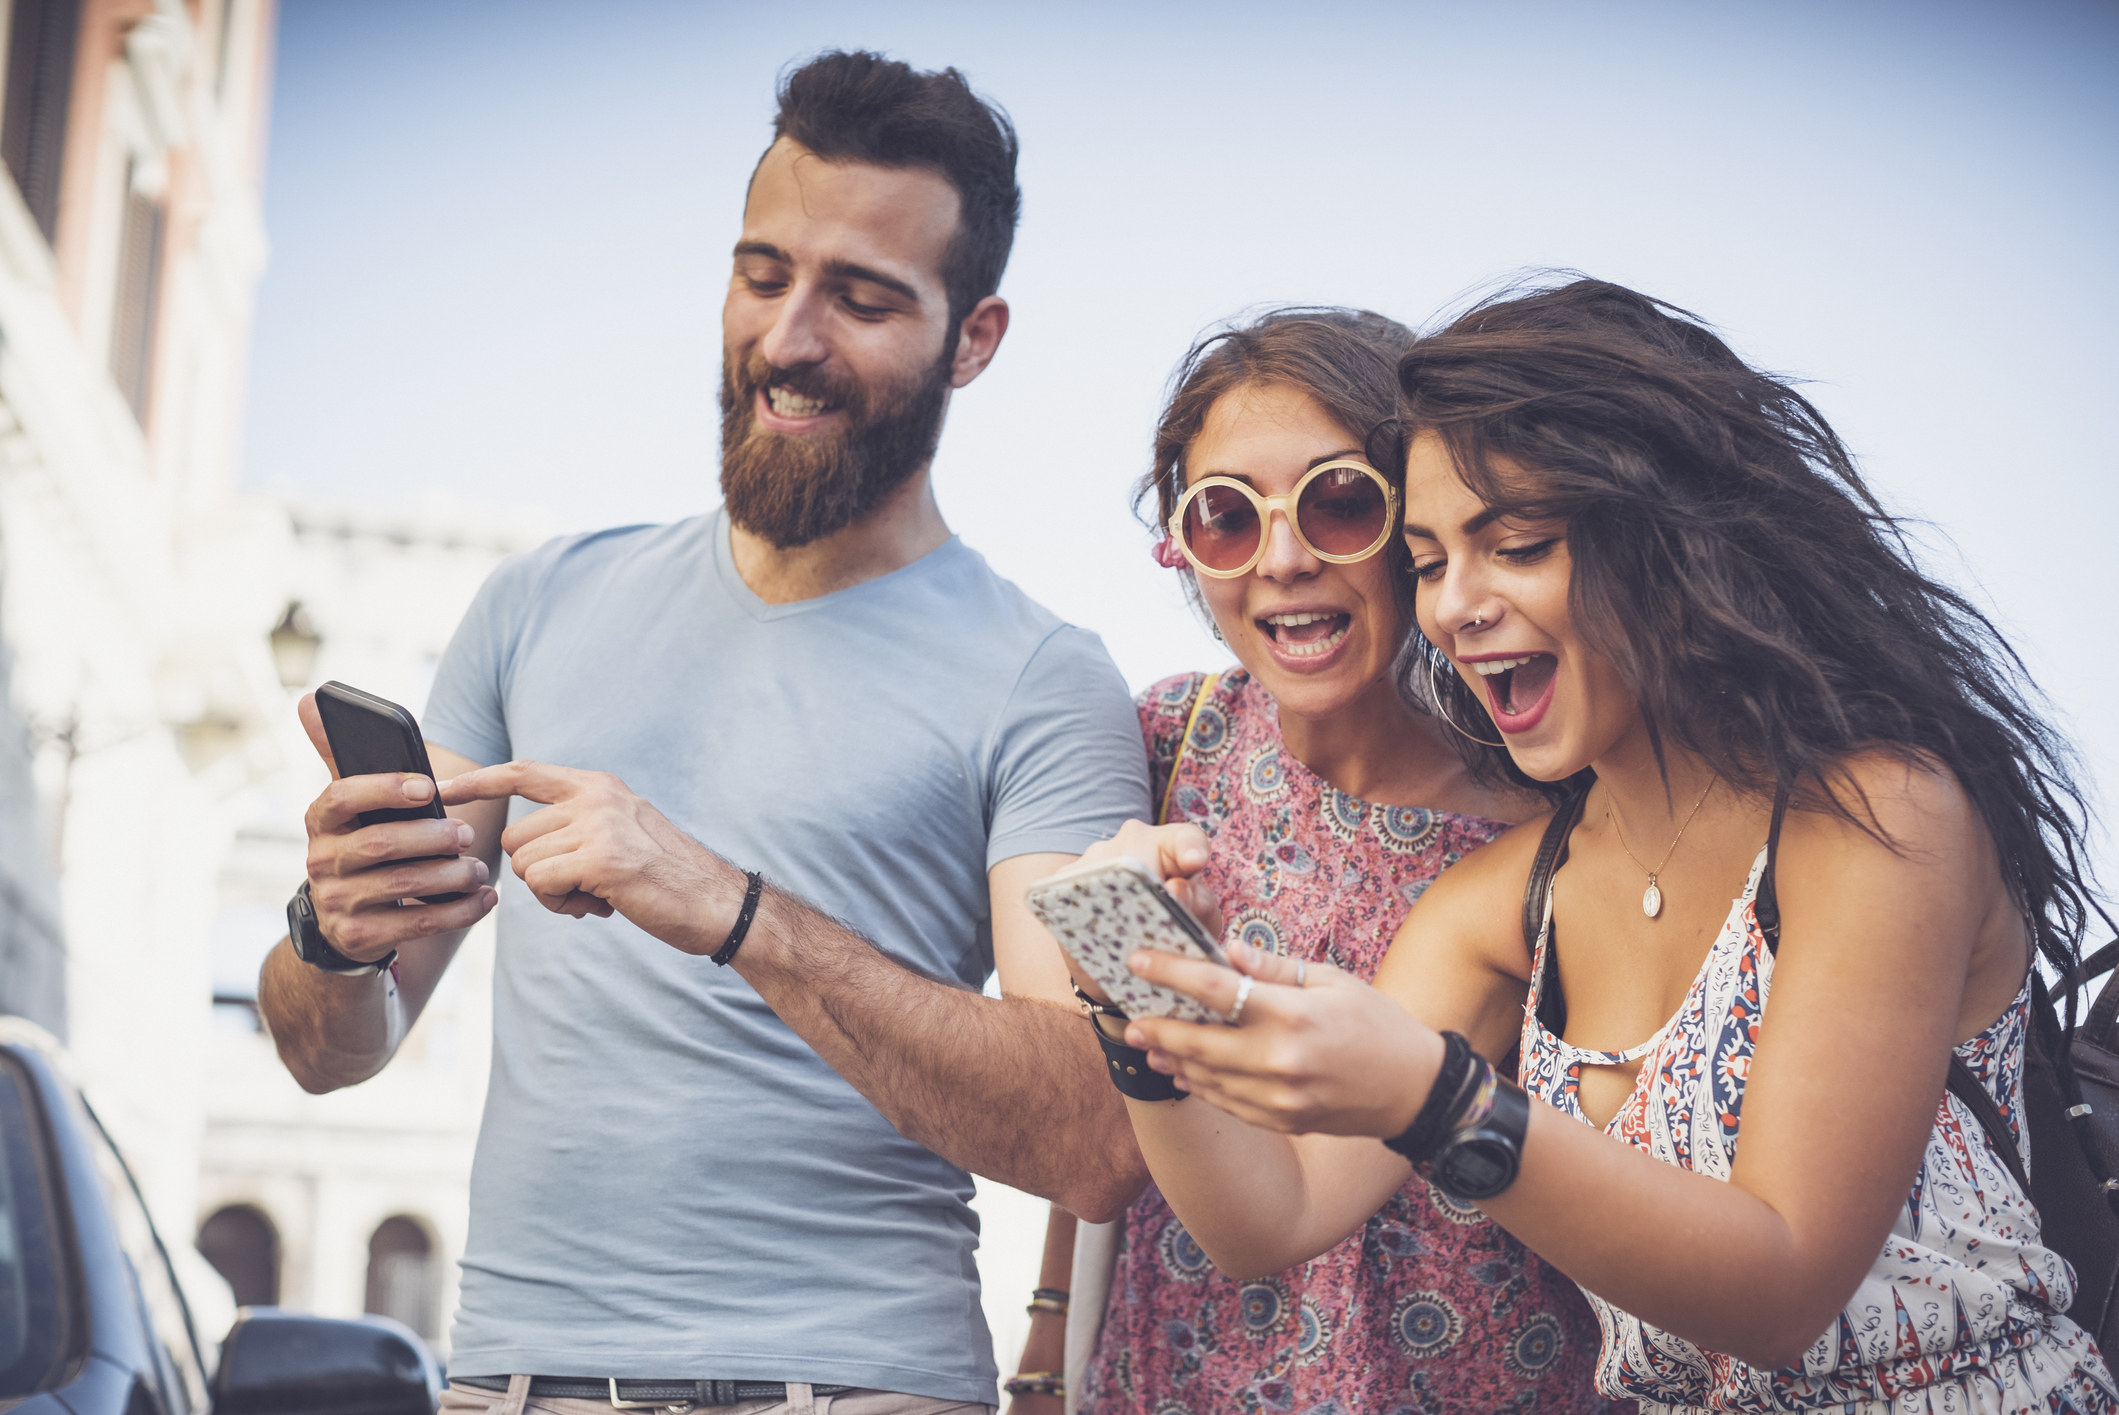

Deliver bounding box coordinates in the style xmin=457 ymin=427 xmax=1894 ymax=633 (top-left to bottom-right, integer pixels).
xmin=1152 ymin=536 xmax=1188 ymax=569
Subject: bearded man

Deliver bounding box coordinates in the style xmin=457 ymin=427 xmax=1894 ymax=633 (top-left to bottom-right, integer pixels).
xmin=259 ymin=52 xmax=1149 ymax=1414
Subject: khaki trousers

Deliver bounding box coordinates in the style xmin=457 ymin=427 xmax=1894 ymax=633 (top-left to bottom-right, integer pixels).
xmin=442 ymin=1376 xmax=993 ymax=1415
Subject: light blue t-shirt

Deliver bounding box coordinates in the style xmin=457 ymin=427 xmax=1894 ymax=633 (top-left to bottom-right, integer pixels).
xmin=423 ymin=511 xmax=1149 ymax=1399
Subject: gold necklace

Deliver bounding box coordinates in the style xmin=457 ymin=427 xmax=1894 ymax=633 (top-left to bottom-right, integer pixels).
xmin=1606 ymin=780 xmax=1716 ymax=919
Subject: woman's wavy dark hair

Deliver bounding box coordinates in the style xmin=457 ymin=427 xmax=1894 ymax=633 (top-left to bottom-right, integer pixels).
xmin=1137 ymin=307 xmax=1417 ymax=623
xmin=1400 ymin=275 xmax=2106 ymax=986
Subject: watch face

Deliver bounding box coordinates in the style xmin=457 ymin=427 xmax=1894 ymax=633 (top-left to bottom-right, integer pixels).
xmin=1434 ymin=1135 xmax=1517 ymax=1201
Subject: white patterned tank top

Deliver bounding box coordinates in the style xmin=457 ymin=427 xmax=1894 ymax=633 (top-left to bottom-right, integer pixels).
xmin=1518 ymin=844 xmax=2117 ymax=1413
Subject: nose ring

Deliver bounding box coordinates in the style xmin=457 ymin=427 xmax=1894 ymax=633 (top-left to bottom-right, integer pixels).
xmin=1472 ymin=613 xmax=1485 ymax=627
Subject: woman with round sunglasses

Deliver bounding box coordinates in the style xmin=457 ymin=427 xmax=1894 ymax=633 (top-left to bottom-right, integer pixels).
xmin=1086 ymin=280 xmax=2116 ymax=1412
xmin=1004 ymin=308 xmax=1614 ymax=1415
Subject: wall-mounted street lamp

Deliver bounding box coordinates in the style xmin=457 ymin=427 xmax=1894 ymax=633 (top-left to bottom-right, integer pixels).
xmin=267 ymin=602 xmax=320 ymax=690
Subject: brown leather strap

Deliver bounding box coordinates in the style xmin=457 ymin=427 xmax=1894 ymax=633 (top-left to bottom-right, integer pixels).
xmin=1945 ymin=1055 xmax=2031 ymax=1196
xmin=1754 ymin=787 xmax=1790 ymax=952
xmin=2081 ymin=939 xmax=2119 ymax=1045
xmin=1520 ymin=787 xmax=1589 ymax=954
xmin=1522 ymin=786 xmax=1590 ymax=1041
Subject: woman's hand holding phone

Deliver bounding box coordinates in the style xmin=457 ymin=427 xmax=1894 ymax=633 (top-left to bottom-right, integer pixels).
xmin=1073 ymin=822 xmax=1226 ymax=989
xmin=1029 ymin=819 xmax=1231 ymax=1022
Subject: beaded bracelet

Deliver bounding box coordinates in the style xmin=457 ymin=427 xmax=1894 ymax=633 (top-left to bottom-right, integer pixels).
xmin=1003 ymin=1372 xmax=1064 ymax=1397
xmin=1026 ymin=1286 xmax=1069 ymax=1316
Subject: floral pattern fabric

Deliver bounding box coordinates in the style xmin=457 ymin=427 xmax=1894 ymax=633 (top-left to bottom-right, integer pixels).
xmin=1520 ymin=846 xmax=2119 ymax=1413
xmin=1079 ymin=669 xmax=1617 ymax=1415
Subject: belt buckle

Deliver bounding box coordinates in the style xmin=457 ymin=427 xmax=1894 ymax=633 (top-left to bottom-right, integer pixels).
xmin=606 ymin=1378 xmax=698 ymax=1412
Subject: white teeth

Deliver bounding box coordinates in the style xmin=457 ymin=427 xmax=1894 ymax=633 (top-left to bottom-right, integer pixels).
xmin=766 ymin=386 xmax=830 ymax=418
xmin=1276 ymin=621 xmax=1349 ymax=657
xmin=1265 ymin=612 xmax=1336 ymax=627
xmin=1470 ymin=655 xmax=1536 ymax=676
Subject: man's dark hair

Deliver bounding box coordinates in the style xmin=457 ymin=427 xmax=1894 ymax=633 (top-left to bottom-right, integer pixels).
xmin=770 ymin=50 xmax=1021 ymax=331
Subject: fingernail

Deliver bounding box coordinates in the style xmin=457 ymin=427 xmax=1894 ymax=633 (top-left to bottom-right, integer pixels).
xmin=456 ymin=822 xmax=474 ymax=848
xmin=1228 ymin=939 xmax=1251 ymax=963
xmin=404 ymin=777 xmax=433 ymax=801
xmin=1125 ymin=1025 xmax=1146 ymax=1048
xmin=472 ymin=859 xmax=489 ymax=883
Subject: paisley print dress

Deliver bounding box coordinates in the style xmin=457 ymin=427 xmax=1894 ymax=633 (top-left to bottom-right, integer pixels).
xmin=1078 ymin=669 xmax=1617 ymax=1415
xmin=1519 ymin=844 xmax=2118 ymax=1413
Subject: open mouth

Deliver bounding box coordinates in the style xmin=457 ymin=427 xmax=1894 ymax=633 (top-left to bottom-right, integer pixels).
xmin=1259 ymin=611 xmax=1351 ymax=659
xmin=764 ymin=384 xmax=837 ymax=420
xmin=1470 ymin=652 xmax=1558 ymax=723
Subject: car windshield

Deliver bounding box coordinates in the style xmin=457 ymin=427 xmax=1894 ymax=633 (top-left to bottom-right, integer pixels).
xmin=0 ymin=1055 xmax=73 ymax=1396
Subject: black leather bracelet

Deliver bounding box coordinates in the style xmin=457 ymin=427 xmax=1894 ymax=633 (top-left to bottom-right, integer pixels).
xmin=1382 ymin=1030 xmax=1478 ymax=1163
xmin=710 ymin=870 xmax=765 ymax=966
xmin=1090 ymin=1013 xmax=1181 ymax=1102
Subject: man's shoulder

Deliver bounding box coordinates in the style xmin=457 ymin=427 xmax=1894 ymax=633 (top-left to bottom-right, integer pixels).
xmin=897 ymin=541 xmax=1119 ymax=680
xmin=474 ymin=517 xmax=711 ymax=618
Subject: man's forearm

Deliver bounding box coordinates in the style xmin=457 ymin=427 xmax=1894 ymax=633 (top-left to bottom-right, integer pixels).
xmin=734 ymin=890 xmax=1148 ymax=1222
xmin=257 ymin=937 xmax=407 ymax=1092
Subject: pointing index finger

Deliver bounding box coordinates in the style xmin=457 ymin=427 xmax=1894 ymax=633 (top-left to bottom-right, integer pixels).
xmin=438 ymin=759 xmax=578 ymax=807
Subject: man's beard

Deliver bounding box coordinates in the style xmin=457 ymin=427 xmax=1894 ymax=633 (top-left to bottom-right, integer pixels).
xmin=719 ymin=346 xmax=952 ymax=550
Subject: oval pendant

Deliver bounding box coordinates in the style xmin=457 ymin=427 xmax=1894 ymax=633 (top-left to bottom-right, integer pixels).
xmin=1642 ymin=880 xmax=1663 ymax=918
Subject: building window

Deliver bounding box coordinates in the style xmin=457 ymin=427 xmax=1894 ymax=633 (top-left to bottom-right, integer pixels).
xmin=109 ymin=159 xmax=164 ymax=424
xmin=364 ymin=1216 xmax=436 ymax=1339
xmin=0 ymin=0 xmax=80 ymax=244
xmin=197 ymin=1203 xmax=278 ymax=1307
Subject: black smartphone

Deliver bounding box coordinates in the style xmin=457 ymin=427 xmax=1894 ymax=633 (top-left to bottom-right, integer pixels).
xmin=313 ymin=681 xmax=465 ymax=904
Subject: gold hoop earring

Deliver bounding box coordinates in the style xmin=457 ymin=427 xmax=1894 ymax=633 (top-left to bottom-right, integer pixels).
xmin=1427 ymin=652 xmax=1505 ymax=748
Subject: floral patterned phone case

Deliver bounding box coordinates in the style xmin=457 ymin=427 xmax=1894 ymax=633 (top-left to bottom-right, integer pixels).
xmin=1025 ymin=856 xmax=1232 ymax=1023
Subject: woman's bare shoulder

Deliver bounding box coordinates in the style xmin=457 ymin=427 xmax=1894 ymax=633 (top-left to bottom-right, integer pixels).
xmin=1787 ymin=747 xmax=1985 ymax=859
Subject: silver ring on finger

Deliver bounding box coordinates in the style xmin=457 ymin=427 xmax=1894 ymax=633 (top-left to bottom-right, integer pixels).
xmin=1228 ymin=973 xmax=1256 ymax=1026
xmin=1294 ymin=959 xmax=1308 ymax=987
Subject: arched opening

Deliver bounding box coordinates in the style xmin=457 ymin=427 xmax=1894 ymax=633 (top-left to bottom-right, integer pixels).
xmin=197 ymin=1204 xmax=279 ymax=1307
xmin=363 ymin=1216 xmax=435 ymax=1339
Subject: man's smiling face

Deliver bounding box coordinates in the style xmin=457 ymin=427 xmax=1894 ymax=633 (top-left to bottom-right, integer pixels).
xmin=718 ymin=137 xmax=966 ymax=548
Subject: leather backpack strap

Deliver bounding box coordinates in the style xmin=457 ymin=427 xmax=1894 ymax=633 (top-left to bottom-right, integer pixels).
xmin=2079 ymin=938 xmax=2119 ymax=1045
xmin=1522 ymin=785 xmax=1590 ymax=1043
xmin=1945 ymin=1054 xmax=2032 ymax=1197
xmin=1157 ymin=673 xmax=1221 ymax=827
xmin=1754 ymin=786 xmax=1790 ymax=954
xmin=1520 ymin=786 xmax=1589 ymax=954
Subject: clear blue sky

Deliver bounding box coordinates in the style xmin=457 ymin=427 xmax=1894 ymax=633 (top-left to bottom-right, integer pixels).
xmin=244 ymin=0 xmax=2119 ymax=881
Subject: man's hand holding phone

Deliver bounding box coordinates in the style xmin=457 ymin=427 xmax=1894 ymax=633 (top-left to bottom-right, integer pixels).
xmin=297 ymin=693 xmax=498 ymax=969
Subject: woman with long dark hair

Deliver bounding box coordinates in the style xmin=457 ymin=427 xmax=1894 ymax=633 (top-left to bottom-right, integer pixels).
xmin=1085 ymin=279 xmax=2116 ymax=1411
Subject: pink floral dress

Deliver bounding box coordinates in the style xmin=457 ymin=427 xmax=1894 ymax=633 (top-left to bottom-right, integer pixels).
xmin=1078 ymin=669 xmax=1617 ymax=1415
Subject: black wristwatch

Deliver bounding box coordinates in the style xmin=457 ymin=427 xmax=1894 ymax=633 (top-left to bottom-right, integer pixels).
xmin=1429 ymin=1072 xmax=1531 ymax=1201
xmin=286 ymin=880 xmax=396 ymax=977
